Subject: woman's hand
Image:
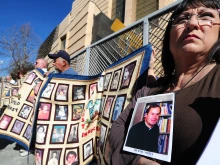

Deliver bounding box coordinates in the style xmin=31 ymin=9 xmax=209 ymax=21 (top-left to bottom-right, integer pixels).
xmin=149 ymin=47 xmax=155 ymax=70
xmin=138 ymin=157 xmax=161 ymax=165
xmin=147 ymin=47 xmax=157 ymax=84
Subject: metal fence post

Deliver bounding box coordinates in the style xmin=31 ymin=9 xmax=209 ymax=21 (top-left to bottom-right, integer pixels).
xmin=85 ymin=47 xmax=91 ymax=75
xmin=143 ymin=17 xmax=149 ymax=46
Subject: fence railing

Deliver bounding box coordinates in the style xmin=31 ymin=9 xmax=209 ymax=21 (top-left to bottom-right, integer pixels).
xmin=70 ymin=0 xmax=182 ymax=77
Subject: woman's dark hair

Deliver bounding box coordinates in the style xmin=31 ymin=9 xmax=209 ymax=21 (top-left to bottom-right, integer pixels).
xmin=161 ymin=0 xmax=220 ymax=86
xmin=209 ymin=38 xmax=220 ymax=63
xmin=17 ymin=70 xmax=26 ymax=79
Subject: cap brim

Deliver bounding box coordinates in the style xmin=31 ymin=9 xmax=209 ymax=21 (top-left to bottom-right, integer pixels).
xmin=48 ymin=54 xmax=59 ymax=59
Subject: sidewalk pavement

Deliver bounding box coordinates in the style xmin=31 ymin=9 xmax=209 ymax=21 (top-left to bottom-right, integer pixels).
xmin=0 ymin=138 xmax=35 ymax=165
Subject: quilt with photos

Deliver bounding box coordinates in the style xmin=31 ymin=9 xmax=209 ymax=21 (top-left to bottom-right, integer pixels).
xmin=0 ymin=79 xmax=22 ymax=108
xmin=0 ymin=44 xmax=152 ymax=165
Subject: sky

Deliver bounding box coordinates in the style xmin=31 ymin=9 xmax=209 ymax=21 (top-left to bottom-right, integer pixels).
xmin=0 ymin=0 xmax=74 ymax=76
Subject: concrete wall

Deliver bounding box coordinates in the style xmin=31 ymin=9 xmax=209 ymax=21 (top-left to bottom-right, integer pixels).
xmin=48 ymin=0 xmax=112 ymax=54
xmin=47 ymin=0 xmax=112 ymax=69
xmin=124 ymin=0 xmax=176 ymax=25
xmin=48 ymin=0 xmax=177 ymax=55
xmin=45 ymin=0 xmax=176 ymax=71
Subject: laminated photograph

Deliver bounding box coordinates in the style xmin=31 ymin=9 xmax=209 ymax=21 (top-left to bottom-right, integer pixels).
xmin=123 ymin=93 xmax=175 ymax=162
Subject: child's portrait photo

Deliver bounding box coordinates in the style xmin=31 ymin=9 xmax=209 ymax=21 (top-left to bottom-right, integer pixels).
xmin=103 ymin=96 xmax=115 ymax=119
xmin=83 ymin=139 xmax=93 ymax=161
xmin=34 ymin=79 xmax=43 ymax=95
xmin=41 ymin=83 xmax=55 ymax=99
xmin=121 ymin=62 xmax=136 ymax=88
xmin=55 ymin=84 xmax=69 ymax=101
xmin=89 ymin=83 xmax=97 ymax=98
xmin=47 ymin=149 xmax=61 ymax=165
xmin=55 ymin=105 xmax=68 ymax=121
xmin=0 ymin=115 xmax=12 ymax=130
xmin=67 ymin=124 xmax=79 ymax=143
xmin=37 ymin=102 xmax=52 ymax=120
xmin=36 ymin=125 xmax=48 ymax=144
xmin=11 ymin=87 xmax=19 ymax=96
xmin=51 ymin=125 xmax=66 ymax=144
xmin=64 ymin=148 xmax=79 ymax=165
xmin=100 ymin=123 xmax=107 ymax=152
xmin=26 ymin=89 xmax=35 ymax=103
xmin=72 ymin=104 xmax=84 ymax=121
xmin=18 ymin=104 xmax=32 ymax=119
xmin=11 ymin=120 xmax=24 ymax=135
xmin=73 ymin=85 xmax=86 ymax=101
xmin=111 ymin=95 xmax=126 ymax=122
xmin=23 ymin=125 xmax=32 ymax=140
xmin=110 ymin=69 xmax=121 ymax=91
xmin=103 ymin=73 xmax=112 ymax=91
xmin=25 ymin=72 xmax=36 ymax=84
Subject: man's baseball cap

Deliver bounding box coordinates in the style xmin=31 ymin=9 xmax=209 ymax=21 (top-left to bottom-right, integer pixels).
xmin=48 ymin=50 xmax=70 ymax=63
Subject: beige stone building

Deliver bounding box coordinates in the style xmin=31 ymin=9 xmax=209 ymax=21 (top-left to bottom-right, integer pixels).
xmin=39 ymin=0 xmax=176 ymax=70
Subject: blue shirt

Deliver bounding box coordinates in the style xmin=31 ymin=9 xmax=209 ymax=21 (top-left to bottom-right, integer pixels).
xmin=61 ymin=68 xmax=78 ymax=75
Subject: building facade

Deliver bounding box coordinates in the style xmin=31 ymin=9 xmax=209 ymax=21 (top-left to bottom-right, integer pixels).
xmin=39 ymin=0 xmax=176 ymax=71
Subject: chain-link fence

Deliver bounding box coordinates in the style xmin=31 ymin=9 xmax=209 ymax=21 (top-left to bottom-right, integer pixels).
xmin=148 ymin=11 xmax=173 ymax=77
xmin=70 ymin=51 xmax=87 ymax=75
xmin=70 ymin=1 xmax=180 ymax=77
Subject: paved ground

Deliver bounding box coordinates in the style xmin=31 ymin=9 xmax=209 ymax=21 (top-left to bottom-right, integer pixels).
xmin=0 ymin=138 xmax=34 ymax=165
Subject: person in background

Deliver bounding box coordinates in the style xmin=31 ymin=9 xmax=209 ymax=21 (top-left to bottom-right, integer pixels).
xmin=47 ymin=50 xmax=78 ymax=75
xmin=34 ymin=58 xmax=48 ymax=73
xmin=6 ymin=75 xmax=17 ymax=86
xmin=17 ymin=70 xmax=26 ymax=79
xmin=16 ymin=70 xmax=26 ymax=84
xmin=7 ymin=59 xmax=48 ymax=157
xmin=17 ymin=58 xmax=47 ymax=85
xmin=109 ymin=0 xmax=220 ymax=164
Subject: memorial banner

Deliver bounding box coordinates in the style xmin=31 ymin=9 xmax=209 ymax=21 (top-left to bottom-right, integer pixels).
xmin=0 ymin=44 xmax=152 ymax=165
xmin=33 ymin=73 xmax=102 ymax=165
xmin=0 ymin=78 xmax=23 ymax=108
xmin=97 ymin=45 xmax=152 ymax=165
xmin=1 ymin=81 xmax=13 ymax=107
xmin=0 ymin=69 xmax=45 ymax=148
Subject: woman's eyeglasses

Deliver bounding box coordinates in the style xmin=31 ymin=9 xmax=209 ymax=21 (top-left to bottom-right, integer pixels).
xmin=171 ymin=10 xmax=220 ymax=29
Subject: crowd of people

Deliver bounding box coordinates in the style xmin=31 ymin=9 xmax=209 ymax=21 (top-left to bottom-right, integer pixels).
xmin=0 ymin=50 xmax=78 ymax=158
xmin=1 ymin=50 xmax=77 ymax=90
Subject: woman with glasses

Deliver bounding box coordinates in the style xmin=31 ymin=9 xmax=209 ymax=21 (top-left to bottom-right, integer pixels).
xmin=109 ymin=0 xmax=220 ymax=164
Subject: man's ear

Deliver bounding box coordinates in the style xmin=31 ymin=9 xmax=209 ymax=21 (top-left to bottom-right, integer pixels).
xmin=62 ymin=60 xmax=67 ymax=66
